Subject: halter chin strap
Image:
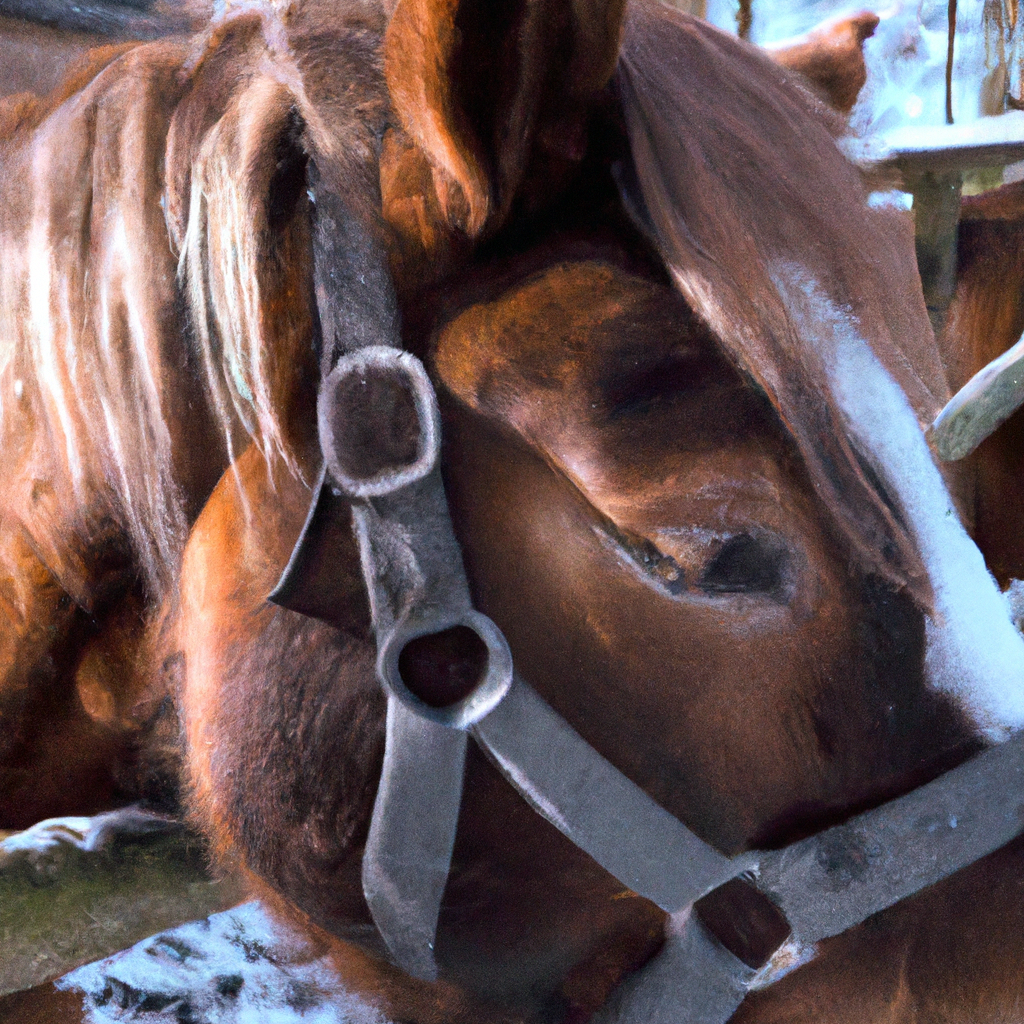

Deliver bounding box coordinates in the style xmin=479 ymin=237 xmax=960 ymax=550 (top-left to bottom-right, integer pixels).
xmin=274 ymin=336 xmax=1024 ymax=1022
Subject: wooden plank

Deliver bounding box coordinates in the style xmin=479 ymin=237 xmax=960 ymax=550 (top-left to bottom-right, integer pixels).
xmin=845 ymin=112 xmax=1024 ymax=177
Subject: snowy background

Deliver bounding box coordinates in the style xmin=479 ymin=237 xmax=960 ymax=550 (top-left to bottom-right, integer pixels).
xmin=693 ymin=1 xmax=1022 ymax=155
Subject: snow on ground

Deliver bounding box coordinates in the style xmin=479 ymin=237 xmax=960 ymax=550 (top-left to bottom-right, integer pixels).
xmin=57 ymin=902 xmax=390 ymax=1024
xmin=0 ymin=808 xmax=243 ymax=997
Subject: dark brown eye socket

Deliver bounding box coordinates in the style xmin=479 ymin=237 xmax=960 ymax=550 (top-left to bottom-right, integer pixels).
xmin=699 ymin=533 xmax=791 ymax=601
xmin=599 ymin=347 xmax=725 ymax=421
xmin=599 ymin=518 xmax=792 ymax=603
xmin=547 ymin=456 xmax=792 ymax=603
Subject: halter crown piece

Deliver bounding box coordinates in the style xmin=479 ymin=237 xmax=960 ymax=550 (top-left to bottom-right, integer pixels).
xmin=271 ymin=182 xmax=1024 ymax=1024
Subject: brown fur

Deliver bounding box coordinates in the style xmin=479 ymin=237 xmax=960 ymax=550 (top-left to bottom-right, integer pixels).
xmin=0 ymin=0 xmax=389 ymax=825
xmin=1 ymin=3 xmax=1022 ymax=1023
xmin=383 ymin=0 xmax=627 ymax=237
xmin=937 ymin=181 xmax=1024 ymax=585
xmin=0 ymin=37 xmax=200 ymax=824
xmin=767 ymin=11 xmax=880 ymax=115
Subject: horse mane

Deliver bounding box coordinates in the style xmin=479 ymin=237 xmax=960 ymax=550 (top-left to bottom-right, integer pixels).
xmin=0 ymin=2 xmax=384 ymax=601
xmin=173 ymin=15 xmax=316 ymax=485
xmin=171 ymin=1 xmax=387 ymax=482
xmin=617 ymin=2 xmax=949 ymax=605
xmin=0 ymin=39 xmax=198 ymax=604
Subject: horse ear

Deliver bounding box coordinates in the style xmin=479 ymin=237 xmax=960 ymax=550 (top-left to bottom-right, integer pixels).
xmin=767 ymin=11 xmax=879 ymax=115
xmin=383 ymin=0 xmax=626 ymax=239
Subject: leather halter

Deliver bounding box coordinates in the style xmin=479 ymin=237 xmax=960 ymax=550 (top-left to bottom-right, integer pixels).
xmin=272 ymin=180 xmax=1024 ymax=1024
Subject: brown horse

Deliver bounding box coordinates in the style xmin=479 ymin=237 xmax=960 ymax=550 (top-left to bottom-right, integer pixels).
xmin=3 ymin=1 xmax=1024 ymax=1022
xmin=0 ymin=0 xmax=877 ymax=826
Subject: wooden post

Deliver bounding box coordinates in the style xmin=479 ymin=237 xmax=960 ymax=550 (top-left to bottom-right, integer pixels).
xmin=736 ymin=0 xmax=751 ymax=40
xmin=910 ymin=170 xmax=963 ymax=333
xmin=845 ymin=114 xmax=1024 ymax=334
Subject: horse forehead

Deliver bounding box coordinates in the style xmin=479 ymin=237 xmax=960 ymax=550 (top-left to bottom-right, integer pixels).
xmin=191 ymin=6 xmax=389 ymax=147
xmin=433 ymin=260 xmax=702 ymax=408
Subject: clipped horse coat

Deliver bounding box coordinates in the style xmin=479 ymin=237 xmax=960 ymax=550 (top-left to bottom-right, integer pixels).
xmin=2 ymin=0 xmax=1024 ymax=1021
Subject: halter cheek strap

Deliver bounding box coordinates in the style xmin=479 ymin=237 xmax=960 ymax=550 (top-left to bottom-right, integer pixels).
xmin=275 ymin=343 xmax=508 ymax=980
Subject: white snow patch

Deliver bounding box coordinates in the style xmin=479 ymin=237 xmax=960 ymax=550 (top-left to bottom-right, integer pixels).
xmin=867 ymin=189 xmax=914 ymax=212
xmin=773 ymin=265 xmax=1024 ymax=739
xmin=58 ymin=902 xmax=390 ymax=1024
xmin=904 ymin=94 xmax=924 ymax=119
xmin=0 ymin=807 xmax=179 ymax=868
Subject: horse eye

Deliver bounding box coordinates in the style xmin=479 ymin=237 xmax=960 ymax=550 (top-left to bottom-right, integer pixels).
xmin=630 ymin=539 xmax=688 ymax=596
xmin=698 ymin=533 xmax=790 ymax=600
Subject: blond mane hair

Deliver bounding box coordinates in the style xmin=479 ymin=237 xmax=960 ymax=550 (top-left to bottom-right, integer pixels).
xmin=0 ymin=1 xmax=385 ymax=601
xmin=0 ymin=39 xmax=196 ymax=602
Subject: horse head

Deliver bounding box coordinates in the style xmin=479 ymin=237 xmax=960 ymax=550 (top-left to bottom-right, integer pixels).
xmin=3 ymin=0 xmax=1023 ymax=1018
xmin=175 ymin=2 xmax=1024 ymax=1020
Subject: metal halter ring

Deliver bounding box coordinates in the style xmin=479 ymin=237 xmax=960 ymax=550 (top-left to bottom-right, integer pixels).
xmin=377 ymin=609 xmax=514 ymax=730
xmin=317 ymin=345 xmax=441 ymax=499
